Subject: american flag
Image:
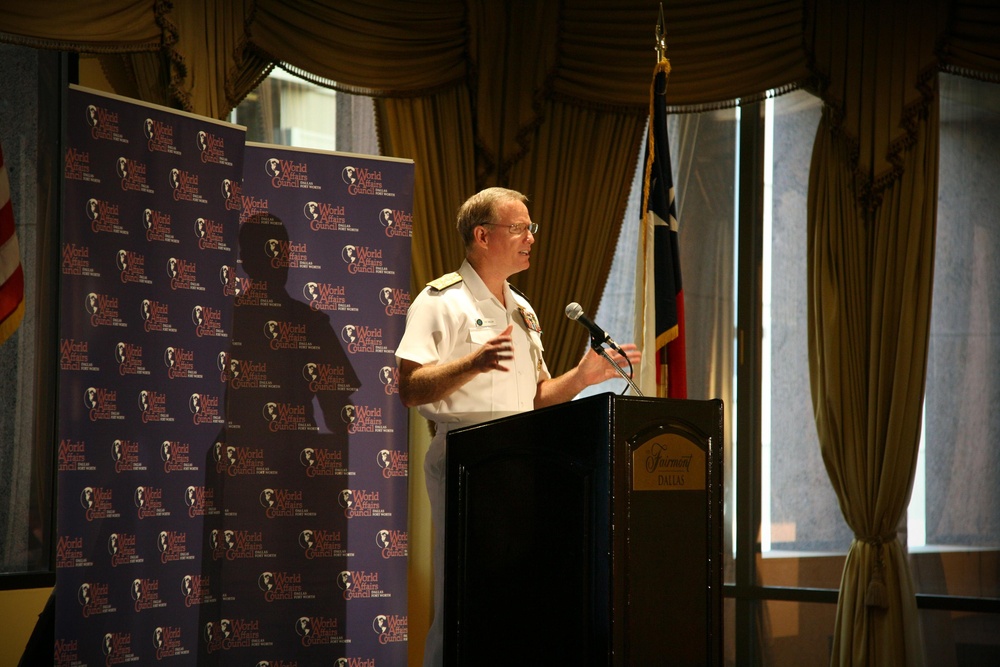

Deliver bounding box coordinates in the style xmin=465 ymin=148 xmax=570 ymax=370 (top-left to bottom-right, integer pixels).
xmin=0 ymin=141 xmax=25 ymax=345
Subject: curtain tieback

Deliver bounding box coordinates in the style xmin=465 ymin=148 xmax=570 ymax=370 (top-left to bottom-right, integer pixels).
xmin=854 ymin=532 xmax=897 ymax=609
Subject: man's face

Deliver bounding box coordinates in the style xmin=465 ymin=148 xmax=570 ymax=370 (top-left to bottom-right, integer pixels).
xmin=484 ymin=199 xmax=534 ymax=278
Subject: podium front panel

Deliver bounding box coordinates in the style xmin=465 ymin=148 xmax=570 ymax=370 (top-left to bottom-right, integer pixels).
xmin=445 ymin=396 xmax=613 ymax=666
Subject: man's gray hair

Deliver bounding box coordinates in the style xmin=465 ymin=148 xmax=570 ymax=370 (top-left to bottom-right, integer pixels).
xmin=456 ymin=187 xmax=528 ymax=247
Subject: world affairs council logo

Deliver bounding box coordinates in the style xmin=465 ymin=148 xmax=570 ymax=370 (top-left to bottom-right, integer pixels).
xmin=375 ymin=528 xmax=408 ymax=559
xmin=115 ymin=248 xmax=151 ymax=285
xmin=152 ymin=625 xmax=188 ymax=660
xmin=204 ymin=618 xmax=270 ymax=653
xmin=198 ymin=129 xmax=234 ymax=166
xmin=181 ymin=573 xmax=214 ymax=608
xmin=298 ymin=529 xmax=350 ymax=559
xmin=295 ymin=615 xmax=348 ymax=646
xmin=341 ymin=244 xmax=394 ymax=275
xmin=130 ymin=577 xmax=167 ymax=613
xmin=377 ymin=207 xmax=412 ymax=237
xmin=338 ymin=488 xmax=391 ymax=519
xmin=379 ymin=285 xmax=410 ymax=316
xmin=101 ymin=631 xmax=139 ymax=665
xmin=337 ymin=569 xmax=389 ymax=601
xmin=300 ymin=446 xmax=346 ymax=477
xmin=117 ymin=155 xmax=153 ymax=194
xmin=265 ymin=156 xmax=317 ymax=189
xmin=107 ymin=531 xmax=142 ymax=568
xmin=112 ymin=438 xmax=144 ymax=473
xmin=372 ymin=614 xmax=408 ymax=644
xmin=168 ymin=166 xmax=207 ymax=203
xmin=376 ymin=448 xmax=407 ymax=479
xmin=84 ymin=197 xmax=123 ymax=233
xmin=77 ymin=581 xmax=114 ymax=618
xmin=84 ymin=386 xmax=123 ymax=422
xmin=56 ymin=531 xmax=94 ymax=569
xmin=223 ymin=178 xmax=243 ymax=211
xmin=340 ymin=323 xmax=392 ymax=354
xmin=303 ymin=280 xmax=354 ymax=312
xmin=84 ymin=292 xmax=125 ymax=328
xmin=303 ymin=200 xmax=351 ymax=231
xmin=157 ymin=530 xmax=193 ymax=564
xmin=134 ymin=484 xmax=170 ymax=519
xmin=260 ymin=487 xmax=314 ymax=518
xmin=379 ymin=365 xmax=399 ymax=395
xmin=147 ymin=209 xmax=181 ymax=247
xmin=195 ymin=216 xmax=229 ymax=251
xmin=258 ymin=570 xmax=314 ymax=603
xmin=341 ymin=164 xmax=395 ymax=197
xmin=341 ymin=403 xmax=391 ymax=434
xmin=84 ymin=103 xmax=126 ymax=144
xmin=143 ymin=116 xmax=179 ymax=155
xmin=80 ymin=486 xmax=119 ymax=522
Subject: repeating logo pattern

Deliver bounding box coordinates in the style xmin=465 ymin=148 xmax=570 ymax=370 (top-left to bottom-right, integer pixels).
xmin=56 ymin=90 xmax=412 ymax=664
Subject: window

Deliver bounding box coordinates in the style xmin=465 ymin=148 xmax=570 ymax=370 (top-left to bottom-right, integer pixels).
xmin=230 ymin=68 xmax=378 ymax=155
xmin=0 ymin=43 xmax=62 ymax=584
xmin=593 ymin=76 xmax=1000 ymax=664
xmin=760 ymin=92 xmax=848 ymax=557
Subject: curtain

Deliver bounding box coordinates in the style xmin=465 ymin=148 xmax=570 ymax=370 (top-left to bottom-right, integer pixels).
xmin=249 ymin=0 xmax=468 ymax=95
xmin=804 ymin=1 xmax=946 ymax=663
xmin=102 ymin=0 xmax=270 ymax=117
xmin=940 ymin=0 xmax=1000 ymax=81
xmin=374 ymin=86 xmax=477 ymax=294
xmin=504 ymin=98 xmax=646 ymax=374
xmin=807 ymin=83 xmax=938 ymax=664
xmin=0 ymin=2 xmax=160 ymax=52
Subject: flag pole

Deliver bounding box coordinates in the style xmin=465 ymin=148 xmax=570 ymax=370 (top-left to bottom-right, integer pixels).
xmin=655 ymin=2 xmax=667 ymax=63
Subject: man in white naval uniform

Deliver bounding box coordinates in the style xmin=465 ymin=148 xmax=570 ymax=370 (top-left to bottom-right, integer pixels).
xmin=395 ymin=187 xmax=641 ymax=666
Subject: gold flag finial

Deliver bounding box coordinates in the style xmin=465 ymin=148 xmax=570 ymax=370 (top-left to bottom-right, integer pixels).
xmin=655 ymin=2 xmax=667 ymax=62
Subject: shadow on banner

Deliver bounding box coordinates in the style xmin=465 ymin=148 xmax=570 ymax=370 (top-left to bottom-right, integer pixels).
xmin=196 ymin=213 xmax=359 ymax=663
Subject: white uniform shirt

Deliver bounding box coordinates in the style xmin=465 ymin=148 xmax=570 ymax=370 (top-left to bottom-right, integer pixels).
xmin=398 ymin=259 xmax=551 ymax=667
xmin=395 ymin=259 xmax=550 ymax=428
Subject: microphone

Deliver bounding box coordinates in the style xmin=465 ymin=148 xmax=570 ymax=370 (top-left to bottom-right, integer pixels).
xmin=565 ymin=302 xmax=621 ymax=351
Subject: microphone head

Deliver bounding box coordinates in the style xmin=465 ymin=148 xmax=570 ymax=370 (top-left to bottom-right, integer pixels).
xmin=565 ymin=302 xmax=584 ymax=320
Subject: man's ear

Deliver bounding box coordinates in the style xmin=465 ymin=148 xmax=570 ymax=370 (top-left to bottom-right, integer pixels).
xmin=474 ymin=224 xmax=490 ymax=247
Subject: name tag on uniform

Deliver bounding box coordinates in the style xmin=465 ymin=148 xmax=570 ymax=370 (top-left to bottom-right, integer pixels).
xmin=518 ymin=307 xmax=542 ymax=334
xmin=474 ymin=317 xmax=498 ymax=328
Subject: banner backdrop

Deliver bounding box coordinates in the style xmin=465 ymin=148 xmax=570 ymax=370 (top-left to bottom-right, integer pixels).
xmin=56 ymin=87 xmax=413 ymax=666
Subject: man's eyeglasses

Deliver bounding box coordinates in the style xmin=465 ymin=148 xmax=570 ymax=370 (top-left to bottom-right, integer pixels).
xmin=482 ymin=222 xmax=539 ymax=236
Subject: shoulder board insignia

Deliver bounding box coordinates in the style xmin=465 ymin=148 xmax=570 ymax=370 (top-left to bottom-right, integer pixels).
xmin=427 ymin=272 xmax=463 ymax=291
xmin=509 ymin=283 xmax=530 ymax=301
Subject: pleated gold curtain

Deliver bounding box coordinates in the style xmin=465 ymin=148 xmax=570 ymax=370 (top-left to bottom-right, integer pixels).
xmin=807 ymin=96 xmax=938 ymax=665
xmin=806 ymin=1 xmax=945 ymax=663
xmin=4 ymin=2 xmax=1000 ymax=665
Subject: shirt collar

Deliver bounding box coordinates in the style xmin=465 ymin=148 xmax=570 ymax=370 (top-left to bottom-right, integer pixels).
xmin=458 ymin=259 xmax=516 ymax=314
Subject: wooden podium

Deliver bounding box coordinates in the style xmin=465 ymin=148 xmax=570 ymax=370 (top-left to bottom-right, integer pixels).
xmin=444 ymin=393 xmax=723 ymax=666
